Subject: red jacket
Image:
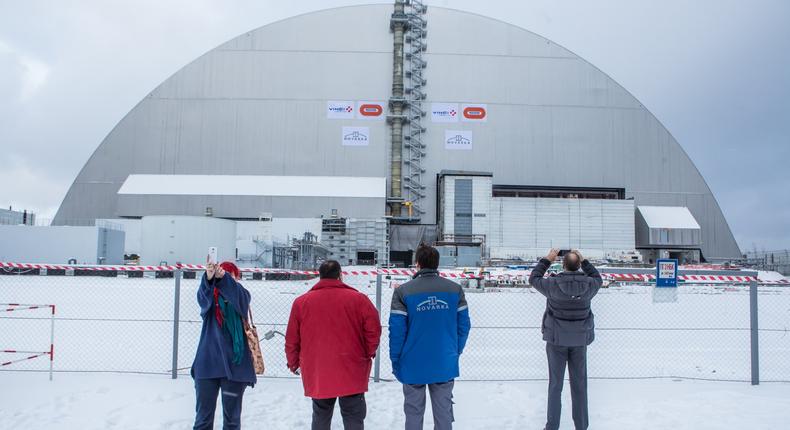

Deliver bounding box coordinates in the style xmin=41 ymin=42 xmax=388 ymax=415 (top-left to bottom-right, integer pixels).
xmin=285 ymin=278 xmax=382 ymax=399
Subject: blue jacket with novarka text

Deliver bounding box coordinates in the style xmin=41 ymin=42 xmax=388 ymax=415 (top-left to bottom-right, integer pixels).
xmin=388 ymin=269 xmax=471 ymax=385
xmin=191 ymin=272 xmax=256 ymax=386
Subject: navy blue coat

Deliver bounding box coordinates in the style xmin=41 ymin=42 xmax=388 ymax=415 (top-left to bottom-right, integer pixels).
xmin=191 ymin=272 xmax=256 ymax=385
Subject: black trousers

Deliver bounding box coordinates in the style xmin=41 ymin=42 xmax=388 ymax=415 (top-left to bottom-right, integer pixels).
xmin=193 ymin=377 xmax=247 ymax=430
xmin=546 ymin=343 xmax=588 ymax=430
xmin=312 ymin=393 xmax=367 ymax=430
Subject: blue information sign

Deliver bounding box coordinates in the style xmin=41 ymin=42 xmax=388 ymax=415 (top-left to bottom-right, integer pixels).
xmin=656 ymin=259 xmax=678 ymax=287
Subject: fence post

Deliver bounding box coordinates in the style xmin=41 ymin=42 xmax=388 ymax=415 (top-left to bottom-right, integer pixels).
xmin=172 ymin=269 xmax=182 ymax=380
xmin=49 ymin=305 xmax=55 ymax=382
xmin=374 ymin=273 xmax=382 ymax=382
xmin=749 ymin=279 xmax=759 ymax=385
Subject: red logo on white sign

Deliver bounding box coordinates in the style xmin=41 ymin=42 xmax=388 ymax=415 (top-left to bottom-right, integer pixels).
xmin=359 ymin=104 xmax=383 ymax=117
xmin=463 ymin=106 xmax=486 ymax=120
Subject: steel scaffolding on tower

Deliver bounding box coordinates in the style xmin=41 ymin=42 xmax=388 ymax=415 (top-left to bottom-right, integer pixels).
xmin=402 ymin=0 xmax=428 ymax=220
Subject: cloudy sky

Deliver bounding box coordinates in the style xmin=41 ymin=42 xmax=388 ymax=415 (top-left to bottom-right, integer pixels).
xmin=1 ymin=0 xmax=788 ymax=252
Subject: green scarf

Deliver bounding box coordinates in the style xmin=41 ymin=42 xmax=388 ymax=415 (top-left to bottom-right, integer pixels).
xmin=218 ymin=297 xmax=245 ymax=365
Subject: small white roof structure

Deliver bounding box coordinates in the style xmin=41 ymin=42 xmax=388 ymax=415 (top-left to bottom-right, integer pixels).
xmin=118 ymin=174 xmax=386 ymax=199
xmin=637 ymin=206 xmax=701 ymax=229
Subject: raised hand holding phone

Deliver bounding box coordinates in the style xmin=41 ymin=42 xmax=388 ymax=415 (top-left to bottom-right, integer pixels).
xmin=545 ymin=248 xmax=560 ymax=262
xmin=205 ymin=254 xmax=216 ymax=280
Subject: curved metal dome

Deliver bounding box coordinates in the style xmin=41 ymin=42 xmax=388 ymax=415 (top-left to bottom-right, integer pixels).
xmin=53 ymin=4 xmax=740 ymax=259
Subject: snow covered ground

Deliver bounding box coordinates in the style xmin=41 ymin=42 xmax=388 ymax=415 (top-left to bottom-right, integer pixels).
xmin=1 ymin=373 xmax=789 ymax=429
xmin=2 ymin=274 xmax=790 ymax=428
xmin=2 ymin=275 xmax=789 ymax=381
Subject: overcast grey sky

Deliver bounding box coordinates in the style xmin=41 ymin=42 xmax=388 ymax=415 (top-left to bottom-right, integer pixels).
xmin=1 ymin=0 xmax=788 ymax=252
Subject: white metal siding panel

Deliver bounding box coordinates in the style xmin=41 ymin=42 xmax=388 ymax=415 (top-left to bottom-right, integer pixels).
xmin=119 ymin=175 xmax=386 ymax=198
xmin=536 ymin=198 xmax=571 ymax=249
xmin=488 ymin=197 xmax=635 ymax=259
xmin=472 ymin=177 xmax=492 ymax=237
xmin=602 ymin=200 xmax=636 ymax=251
xmin=442 ymin=177 xmax=455 ymax=235
xmin=579 ymin=200 xmax=604 ymax=250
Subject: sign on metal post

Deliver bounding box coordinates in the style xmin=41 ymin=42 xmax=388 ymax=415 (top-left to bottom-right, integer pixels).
xmin=653 ymin=259 xmax=678 ymax=303
xmin=656 ymin=259 xmax=678 ymax=287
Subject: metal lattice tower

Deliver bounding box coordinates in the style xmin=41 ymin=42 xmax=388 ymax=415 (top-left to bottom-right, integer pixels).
xmin=402 ymin=0 xmax=428 ymax=219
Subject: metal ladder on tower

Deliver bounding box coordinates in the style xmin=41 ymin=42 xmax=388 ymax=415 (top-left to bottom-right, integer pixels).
xmin=403 ymin=0 xmax=428 ymax=220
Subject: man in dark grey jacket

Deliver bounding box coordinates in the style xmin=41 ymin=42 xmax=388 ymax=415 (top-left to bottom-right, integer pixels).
xmin=529 ymin=248 xmax=602 ymax=430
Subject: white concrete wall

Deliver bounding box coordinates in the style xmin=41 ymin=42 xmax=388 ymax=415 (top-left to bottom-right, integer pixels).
xmin=98 ymin=218 xmax=141 ymax=256
xmin=140 ymin=216 xmax=236 ymax=266
xmin=236 ymin=220 xmax=274 ymax=267
xmin=0 ymin=226 xmax=100 ymax=264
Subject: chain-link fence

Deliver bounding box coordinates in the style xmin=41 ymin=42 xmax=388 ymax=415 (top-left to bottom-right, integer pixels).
xmin=1 ymin=269 xmax=788 ymax=383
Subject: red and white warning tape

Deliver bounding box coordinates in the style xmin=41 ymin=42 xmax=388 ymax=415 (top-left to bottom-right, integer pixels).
xmin=599 ymin=273 xmax=773 ymax=283
xmin=3 ymin=304 xmax=55 ymax=313
xmin=1 ymin=261 xmax=786 ymax=284
xmin=0 ymin=303 xmax=56 ymax=374
xmin=0 ymin=262 xmax=482 ymax=278
xmin=0 ymin=352 xmax=50 ymax=367
xmin=2 ymin=303 xmax=56 ymax=314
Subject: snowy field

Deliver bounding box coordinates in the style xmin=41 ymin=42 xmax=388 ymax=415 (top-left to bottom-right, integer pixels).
xmin=2 ymin=274 xmax=790 ymax=428
xmin=2 ymin=275 xmax=788 ymax=381
xmin=1 ymin=373 xmax=789 ymax=429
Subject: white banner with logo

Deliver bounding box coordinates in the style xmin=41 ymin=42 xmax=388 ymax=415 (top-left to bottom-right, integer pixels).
xmin=461 ymin=104 xmax=488 ymax=122
xmin=431 ymin=103 xmax=459 ymax=123
xmin=356 ymin=101 xmax=386 ymax=120
xmin=445 ymin=130 xmax=473 ymax=150
xmin=327 ymin=101 xmax=355 ymax=119
xmin=342 ymin=126 xmax=370 ymax=146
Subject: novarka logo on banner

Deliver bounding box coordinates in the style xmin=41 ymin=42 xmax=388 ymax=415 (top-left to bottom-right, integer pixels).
xmin=342 ymin=127 xmax=370 ymax=146
xmin=445 ymin=130 xmax=473 ymax=150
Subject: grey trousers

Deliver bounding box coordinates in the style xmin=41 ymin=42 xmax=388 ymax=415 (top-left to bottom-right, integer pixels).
xmin=546 ymin=343 xmax=588 ymax=430
xmin=403 ymin=381 xmax=455 ymax=430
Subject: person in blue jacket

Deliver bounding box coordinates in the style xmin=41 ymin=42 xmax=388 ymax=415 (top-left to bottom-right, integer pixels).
xmin=191 ymin=260 xmax=256 ymax=430
xmin=389 ymin=244 xmax=471 ymax=430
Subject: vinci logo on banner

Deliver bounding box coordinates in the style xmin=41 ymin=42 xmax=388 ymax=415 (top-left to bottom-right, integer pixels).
xmin=431 ymin=103 xmax=459 ymax=123
xmin=445 ymin=130 xmax=473 ymax=150
xmin=327 ymin=101 xmax=355 ymax=119
xmin=461 ymin=104 xmax=487 ymax=122
xmin=342 ymin=127 xmax=370 ymax=146
xmin=356 ymin=101 xmax=385 ymax=120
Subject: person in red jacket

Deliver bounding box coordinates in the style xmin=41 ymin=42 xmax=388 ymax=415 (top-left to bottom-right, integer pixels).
xmin=285 ymin=260 xmax=382 ymax=430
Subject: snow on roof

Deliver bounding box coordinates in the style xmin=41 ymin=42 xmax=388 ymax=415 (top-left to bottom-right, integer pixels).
xmin=117 ymin=174 xmax=386 ymax=198
xmin=637 ymin=206 xmax=701 ymax=230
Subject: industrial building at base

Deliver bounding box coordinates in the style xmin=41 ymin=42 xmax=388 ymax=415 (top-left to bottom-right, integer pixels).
xmin=14 ymin=3 xmax=740 ymax=267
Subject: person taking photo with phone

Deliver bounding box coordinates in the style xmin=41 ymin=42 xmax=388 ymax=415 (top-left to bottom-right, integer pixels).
xmin=191 ymin=258 xmax=256 ymax=430
xmin=529 ymin=249 xmax=602 ymax=430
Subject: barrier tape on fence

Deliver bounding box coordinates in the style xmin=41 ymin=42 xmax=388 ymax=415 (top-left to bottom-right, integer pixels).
xmin=0 ymin=352 xmax=50 ymax=367
xmin=0 ymin=303 xmax=56 ymax=379
xmin=0 ymin=262 xmax=480 ymax=278
xmin=1 ymin=261 xmax=786 ymax=284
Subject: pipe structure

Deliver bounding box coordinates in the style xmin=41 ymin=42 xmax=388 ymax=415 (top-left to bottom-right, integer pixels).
xmin=388 ymin=0 xmax=407 ymax=217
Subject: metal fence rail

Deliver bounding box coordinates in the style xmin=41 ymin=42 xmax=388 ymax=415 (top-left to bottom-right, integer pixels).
xmin=1 ymin=268 xmax=787 ymax=384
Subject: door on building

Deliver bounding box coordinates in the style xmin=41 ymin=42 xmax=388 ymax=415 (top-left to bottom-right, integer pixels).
xmin=389 ymin=251 xmax=414 ymax=268
xmin=356 ymin=251 xmax=376 ymax=266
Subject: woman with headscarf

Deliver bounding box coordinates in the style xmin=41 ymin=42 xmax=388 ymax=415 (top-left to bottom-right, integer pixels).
xmin=191 ymin=260 xmax=256 ymax=430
